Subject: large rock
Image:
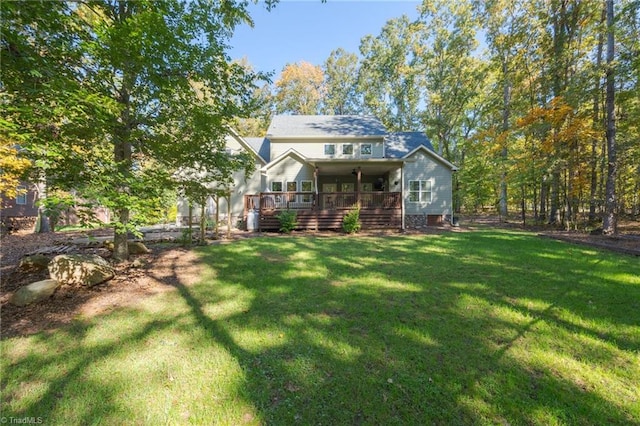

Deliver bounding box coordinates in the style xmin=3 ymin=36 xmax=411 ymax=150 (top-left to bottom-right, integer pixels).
xmin=48 ymin=254 xmax=115 ymax=287
xmin=103 ymin=241 xmax=150 ymax=254
xmin=128 ymin=241 xmax=151 ymax=254
xmin=18 ymin=254 xmax=50 ymax=272
xmin=10 ymin=279 xmax=60 ymax=306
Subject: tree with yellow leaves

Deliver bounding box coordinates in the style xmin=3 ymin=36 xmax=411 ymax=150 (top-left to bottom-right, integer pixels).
xmin=0 ymin=123 xmax=31 ymax=200
xmin=274 ymin=61 xmax=325 ymax=115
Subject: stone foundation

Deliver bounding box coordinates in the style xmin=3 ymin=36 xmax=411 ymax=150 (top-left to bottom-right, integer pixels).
xmin=405 ymin=214 xmax=444 ymax=229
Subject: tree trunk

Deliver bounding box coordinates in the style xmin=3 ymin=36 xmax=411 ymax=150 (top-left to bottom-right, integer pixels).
xmin=112 ymin=0 xmax=133 ymax=261
xmin=112 ymin=114 xmax=132 ymax=261
xmin=602 ymin=0 xmax=617 ymax=235
xmin=498 ymin=54 xmax=510 ymax=220
xmin=589 ymin=5 xmax=605 ymax=222
xmin=200 ymin=200 xmax=206 ymax=244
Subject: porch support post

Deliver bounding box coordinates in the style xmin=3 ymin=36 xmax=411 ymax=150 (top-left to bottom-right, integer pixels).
xmin=401 ymin=164 xmax=405 ymax=230
xmin=226 ymin=191 xmax=231 ymax=239
xmin=313 ymin=167 xmax=318 ymax=210
xmin=356 ymin=167 xmax=362 ymax=208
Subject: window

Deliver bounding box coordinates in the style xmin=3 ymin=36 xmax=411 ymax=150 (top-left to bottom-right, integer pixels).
xmin=271 ymin=181 xmax=283 ymax=192
xmin=360 ymin=143 xmax=372 ymax=156
xmin=409 ymin=180 xmax=432 ymax=203
xmin=286 ymin=181 xmax=297 ymax=192
xmin=342 ymin=144 xmax=353 ymax=155
xmin=341 ymin=183 xmax=354 ymax=192
xmin=324 ymin=144 xmax=336 ymax=155
xmin=15 ymin=186 xmax=27 ymax=205
xmin=301 ymin=180 xmax=313 ymax=203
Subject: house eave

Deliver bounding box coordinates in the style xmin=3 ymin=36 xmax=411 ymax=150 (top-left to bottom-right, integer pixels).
xmin=266 ymin=135 xmax=383 ymax=141
xmin=402 ymin=145 xmax=458 ymax=171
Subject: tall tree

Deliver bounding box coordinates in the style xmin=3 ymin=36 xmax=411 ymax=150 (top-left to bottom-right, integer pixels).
xmin=602 ymin=0 xmax=617 ymax=234
xmin=2 ymin=0 xmax=267 ymax=259
xmin=274 ymin=61 xmax=324 ymax=115
xmin=323 ymin=48 xmax=363 ymax=115
xmin=358 ymin=15 xmax=422 ymax=131
xmin=414 ymin=0 xmax=483 ymax=161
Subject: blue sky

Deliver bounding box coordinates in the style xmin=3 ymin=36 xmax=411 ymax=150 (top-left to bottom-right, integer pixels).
xmin=228 ymin=0 xmax=421 ymax=77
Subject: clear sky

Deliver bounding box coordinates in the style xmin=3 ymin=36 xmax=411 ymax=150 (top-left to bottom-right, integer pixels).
xmin=228 ymin=0 xmax=421 ymax=78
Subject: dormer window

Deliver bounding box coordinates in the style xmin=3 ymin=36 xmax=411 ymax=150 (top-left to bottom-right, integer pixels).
xmin=324 ymin=144 xmax=336 ymax=156
xmin=361 ymin=143 xmax=372 ymax=156
xmin=342 ymin=144 xmax=353 ymax=155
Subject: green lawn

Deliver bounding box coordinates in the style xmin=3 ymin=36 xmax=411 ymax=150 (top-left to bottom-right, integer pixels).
xmin=2 ymin=229 xmax=639 ymax=425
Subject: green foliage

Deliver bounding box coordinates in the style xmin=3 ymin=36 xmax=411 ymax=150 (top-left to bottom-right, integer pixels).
xmin=342 ymin=207 xmax=361 ymax=234
xmin=37 ymin=191 xmax=74 ymax=231
xmin=1 ymin=0 xmax=267 ymax=258
xmin=275 ymin=209 xmax=297 ymax=233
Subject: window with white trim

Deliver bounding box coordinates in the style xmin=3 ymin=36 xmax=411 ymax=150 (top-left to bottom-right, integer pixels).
xmin=360 ymin=143 xmax=372 ymax=156
xmin=409 ymin=180 xmax=432 ymax=203
xmin=286 ymin=181 xmax=297 ymax=192
xmin=301 ymin=180 xmax=313 ymax=203
xmin=16 ymin=186 xmax=27 ymax=205
xmin=342 ymin=144 xmax=353 ymax=155
xmin=271 ymin=181 xmax=283 ymax=192
xmin=324 ymin=144 xmax=336 ymax=155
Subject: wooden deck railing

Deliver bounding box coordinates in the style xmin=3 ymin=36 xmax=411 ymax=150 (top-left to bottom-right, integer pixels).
xmin=244 ymin=192 xmax=401 ymax=211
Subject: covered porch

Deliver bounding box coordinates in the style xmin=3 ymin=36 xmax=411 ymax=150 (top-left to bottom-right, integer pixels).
xmin=244 ymin=160 xmax=404 ymax=231
xmin=243 ymin=191 xmax=402 ymax=231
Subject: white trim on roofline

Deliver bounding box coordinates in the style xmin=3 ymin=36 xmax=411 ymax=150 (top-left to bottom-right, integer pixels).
xmin=403 ymin=145 xmax=458 ymax=171
xmin=226 ymin=126 xmax=268 ymax=165
xmin=266 ymin=135 xmax=383 ymax=141
xmin=261 ymin=148 xmax=308 ymax=172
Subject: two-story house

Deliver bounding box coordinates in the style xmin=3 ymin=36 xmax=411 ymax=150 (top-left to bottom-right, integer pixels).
xmin=176 ymin=115 xmax=457 ymax=231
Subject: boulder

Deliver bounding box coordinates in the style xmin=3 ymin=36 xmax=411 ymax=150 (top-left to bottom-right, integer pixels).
xmin=128 ymin=241 xmax=151 ymax=254
xmin=10 ymin=279 xmax=60 ymax=306
xmin=17 ymin=254 xmax=50 ymax=272
xmin=49 ymin=254 xmax=115 ymax=287
xmin=103 ymin=241 xmax=150 ymax=254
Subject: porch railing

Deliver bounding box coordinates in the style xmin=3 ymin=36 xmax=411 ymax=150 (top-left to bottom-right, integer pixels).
xmin=244 ymin=192 xmax=401 ymax=211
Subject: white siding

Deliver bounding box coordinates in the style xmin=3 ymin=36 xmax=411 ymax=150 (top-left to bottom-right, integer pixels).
xmin=270 ymin=138 xmax=384 ymax=160
xmin=267 ymin=156 xmax=315 ymax=189
xmin=403 ymin=151 xmax=453 ymax=216
xmin=176 ymin=161 xmax=263 ymax=227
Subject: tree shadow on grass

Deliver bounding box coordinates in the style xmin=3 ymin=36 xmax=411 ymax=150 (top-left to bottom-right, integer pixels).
xmin=1 ymin=314 xmax=176 ymax=424
xmin=174 ymin=233 xmax=639 ymax=424
xmin=2 ymin=231 xmax=637 ymax=424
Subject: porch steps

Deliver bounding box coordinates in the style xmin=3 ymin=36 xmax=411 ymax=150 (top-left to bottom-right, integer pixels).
xmin=258 ymin=209 xmax=401 ymax=231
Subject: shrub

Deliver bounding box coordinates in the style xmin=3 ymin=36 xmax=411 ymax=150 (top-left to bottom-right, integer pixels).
xmin=342 ymin=208 xmax=361 ymax=234
xmin=275 ymin=210 xmax=297 ymax=233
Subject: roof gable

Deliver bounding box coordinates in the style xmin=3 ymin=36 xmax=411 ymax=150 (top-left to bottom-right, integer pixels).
xmin=384 ymin=132 xmax=435 ymax=158
xmin=405 ymin=145 xmax=458 ymax=171
xmin=243 ymin=137 xmax=270 ymax=163
xmin=267 ymin=115 xmax=386 ymax=138
xmin=226 ymin=128 xmax=268 ymax=165
xmin=261 ymin=148 xmax=308 ymax=171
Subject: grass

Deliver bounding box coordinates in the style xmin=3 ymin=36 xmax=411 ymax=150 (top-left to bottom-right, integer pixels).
xmin=1 ymin=229 xmax=639 ymax=425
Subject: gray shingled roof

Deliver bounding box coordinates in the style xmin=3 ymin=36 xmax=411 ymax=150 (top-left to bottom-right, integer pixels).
xmin=244 ymin=137 xmax=270 ymax=162
xmin=267 ymin=115 xmax=387 ymax=137
xmin=384 ymin=132 xmax=435 ymax=158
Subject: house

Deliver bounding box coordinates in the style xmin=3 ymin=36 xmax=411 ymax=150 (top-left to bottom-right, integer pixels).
xmin=1 ymin=182 xmax=111 ymax=233
xmin=176 ymin=115 xmax=458 ymax=231
xmin=0 ymin=182 xmax=39 ymax=232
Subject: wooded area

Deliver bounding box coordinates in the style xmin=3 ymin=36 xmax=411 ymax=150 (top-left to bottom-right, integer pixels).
xmin=241 ymin=0 xmax=638 ymax=235
xmin=2 ymin=0 xmax=638 ymax=259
